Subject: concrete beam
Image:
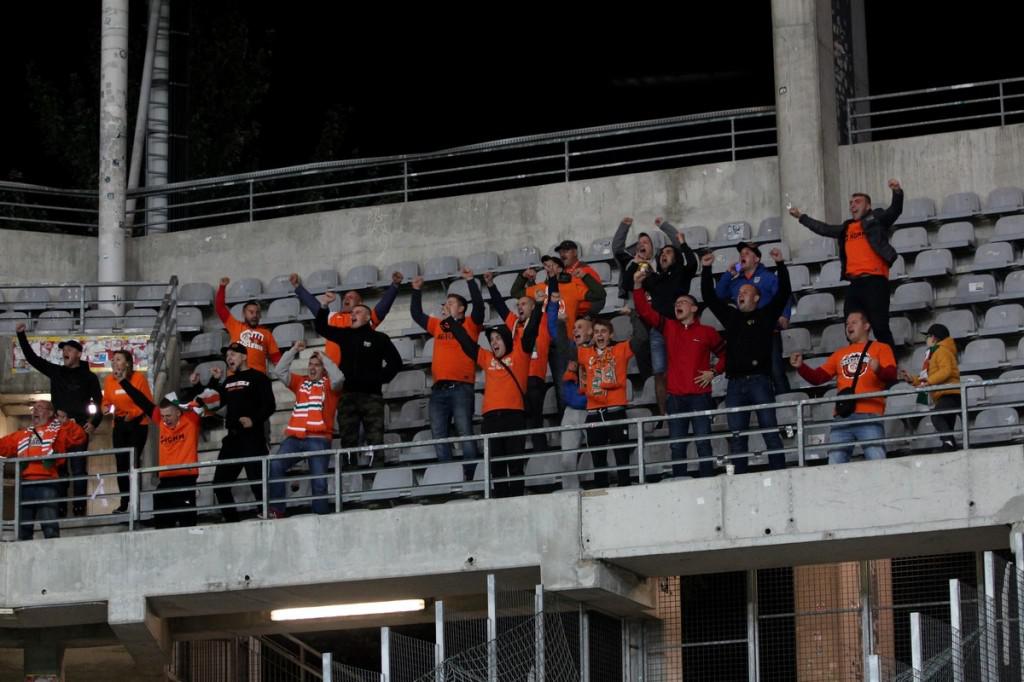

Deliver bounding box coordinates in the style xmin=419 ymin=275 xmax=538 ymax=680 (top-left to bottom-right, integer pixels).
xmin=107 ymin=597 xmax=168 ymax=681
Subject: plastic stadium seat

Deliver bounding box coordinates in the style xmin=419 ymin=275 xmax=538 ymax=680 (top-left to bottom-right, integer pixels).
xmin=987 ymin=369 xmax=1024 ymax=406
xmin=225 ymin=278 xmax=262 ymax=304
xmin=263 ymin=298 xmax=299 ymax=325
xmin=181 ymin=330 xmax=228 ymax=359
xmin=787 ymin=265 xmax=811 ymax=291
xmin=889 ymin=255 xmax=907 ymax=281
xmin=54 ymin=286 xmax=96 ymax=308
xmin=680 ymin=226 xmax=710 ymax=249
xmin=414 ymin=463 xmax=469 ymax=497
xmin=272 ymin=322 xmax=305 ymax=348
xmin=122 ymin=308 xmax=158 ymax=332
xmin=588 ymin=237 xmax=614 ymax=261
xmin=700 ymin=308 xmax=724 ymax=333
xmin=177 ymin=282 xmax=214 ymax=307
xmin=34 ymin=310 xmax=74 ymax=333
xmin=774 ymin=392 xmax=809 ymax=426
xmin=759 ymin=242 xmax=790 ymax=265
xmin=229 ymin=303 xmax=246 ymax=320
xmin=979 ymin=304 xmax=1024 ymax=336
xmin=194 ymin=360 xmax=227 ymax=386
xmin=709 ymin=249 xmax=731 ymax=275
xmin=993 ymin=216 xmax=1024 ymax=243
xmin=959 ymin=339 xmax=1007 ymax=372
xmin=984 ymin=187 xmax=1024 ymax=215
xmin=756 ymin=217 xmax=782 ymax=242
xmin=950 ymin=274 xmax=997 ymax=305
xmin=893 ymin=197 xmax=937 ymax=226
xmin=911 ymin=417 xmax=961 ymax=452
xmin=590 ymin=262 xmax=613 ymax=284
xmin=362 ymin=468 xmax=414 ymax=503
xmin=889 ymin=317 xmax=914 ymax=347
xmin=889 ymin=282 xmax=933 ymax=312
xmin=998 ymin=271 xmax=1024 ymax=302
xmin=708 ymin=221 xmax=752 ymax=248
xmin=610 ymin=315 xmax=633 ymax=342
xmin=909 ymin=249 xmax=954 ymax=279
xmin=891 ymin=227 xmax=930 ymax=255
xmin=963 ymin=241 xmax=1014 ymax=273
xmin=933 ymin=309 xmax=976 ymax=339
xmin=385 ymin=370 xmax=428 ymax=398
xmin=384 ymin=261 xmax=420 ymax=283
xmin=937 ymin=191 xmax=981 ymax=221
xmin=635 ymin=377 xmax=656 ymax=406
xmin=792 ymin=236 xmax=838 ymax=264
xmin=423 ymin=257 xmax=459 ymax=281
xmin=343 ymin=265 xmax=380 ymax=290
xmin=790 ymin=293 xmax=835 ymax=323
xmin=263 ymin=274 xmax=294 ymax=300
xmin=931 ymin=222 xmax=976 ymax=251
xmin=816 ymin=323 xmax=848 ymax=355
xmin=11 ymin=288 xmax=50 ymax=311
xmin=302 ymin=269 xmax=339 ymax=294
xmin=463 ymin=251 xmax=500 ymax=272
xmin=781 ymin=327 xmax=812 ymax=355
xmin=447 ymin=279 xmax=471 ymax=302
xmin=813 ymin=261 xmax=848 ymax=290
xmin=542 ymin=386 xmax=558 ymax=415
xmin=884 ymin=383 xmax=927 ymax=417
xmin=490 ymin=273 xmax=519 ymax=298
xmin=972 ymin=407 xmax=1022 ymax=445
xmin=960 ymin=375 xmax=986 ymax=407
xmin=388 ymin=398 xmax=429 ymax=429
xmin=132 ymin=285 xmax=166 ymax=308
xmin=0 ymin=311 xmax=29 ymax=334
xmin=501 ymin=246 xmax=542 ymax=271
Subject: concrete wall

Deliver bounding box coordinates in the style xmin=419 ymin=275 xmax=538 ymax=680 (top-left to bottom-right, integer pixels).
xmin=1 ymin=232 xmax=97 ymax=285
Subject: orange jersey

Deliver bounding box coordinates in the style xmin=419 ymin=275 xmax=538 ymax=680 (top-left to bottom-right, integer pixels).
xmin=222 ymin=316 xmax=280 ymax=375
xmin=148 ymin=407 xmax=201 ymax=477
xmin=821 ymin=341 xmax=897 ymax=415
xmin=565 ymin=262 xmax=602 ymax=315
xmin=0 ymin=419 xmax=86 ymax=480
xmin=504 ymin=312 xmax=551 ymax=380
xmin=844 ymin=221 xmax=889 ymax=278
xmin=284 ymin=373 xmax=341 ymax=439
xmin=102 ymin=372 xmax=152 ymax=424
xmin=577 ymin=342 xmax=634 ymax=410
xmin=476 ymin=347 xmax=530 ymax=413
xmin=323 ymin=309 xmax=381 ymax=366
xmin=427 ymin=316 xmax=482 ymax=384
xmin=526 ymin=277 xmax=589 ymax=333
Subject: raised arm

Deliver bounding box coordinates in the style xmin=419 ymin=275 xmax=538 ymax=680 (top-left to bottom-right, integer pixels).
xmin=464 ymin=270 xmax=486 ymax=325
xmin=700 ymin=254 xmax=734 ymax=327
xmin=611 ymin=217 xmax=633 ymax=263
xmin=273 ymin=341 xmax=303 ymax=384
xmin=215 ymin=277 xmax=233 ymax=324
xmin=291 ymin=273 xmax=324 ymax=318
xmin=632 ymin=271 xmax=664 ymax=331
xmin=373 ymin=271 xmax=404 ymax=322
xmin=409 ymin=277 xmax=430 ymax=331
xmin=119 ymin=376 xmax=157 ymax=416
xmin=879 ymin=179 xmax=904 ymax=228
xmin=520 ymin=299 xmax=544 ymax=356
xmin=483 ymin=272 xmax=512 ymax=321
xmin=16 ymin=327 xmax=57 ymax=378
xmin=764 ymin=251 xmax=792 ymax=321
xmin=318 ymin=351 xmax=345 ymax=392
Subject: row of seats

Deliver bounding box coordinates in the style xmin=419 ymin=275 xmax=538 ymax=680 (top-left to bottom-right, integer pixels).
xmin=0 ymin=307 xmax=203 ymax=334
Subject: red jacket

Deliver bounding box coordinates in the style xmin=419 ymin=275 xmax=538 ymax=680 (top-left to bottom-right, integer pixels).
xmin=633 ymin=289 xmax=725 ymax=396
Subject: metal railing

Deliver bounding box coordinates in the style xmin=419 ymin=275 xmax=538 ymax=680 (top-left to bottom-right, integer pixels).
xmin=1 ymin=376 xmax=1021 ymax=540
xmin=848 ymin=75 xmax=1024 ymax=143
xmin=0 ymin=106 xmax=777 ymax=235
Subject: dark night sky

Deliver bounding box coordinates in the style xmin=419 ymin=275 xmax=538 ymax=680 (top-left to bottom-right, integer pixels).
xmin=0 ymin=2 xmax=1019 ymax=186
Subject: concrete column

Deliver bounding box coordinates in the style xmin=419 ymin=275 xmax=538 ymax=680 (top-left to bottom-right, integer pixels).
xmin=107 ymin=597 xmax=169 ymax=681
xmin=98 ymin=0 xmax=130 ymax=314
xmin=22 ymin=630 xmax=65 ymax=681
xmin=772 ymin=0 xmax=843 ymax=248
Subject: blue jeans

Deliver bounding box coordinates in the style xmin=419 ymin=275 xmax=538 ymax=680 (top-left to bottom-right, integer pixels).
xmin=429 ymin=382 xmax=478 ymax=462
xmin=20 ymin=481 xmax=60 ymax=540
xmin=270 ymin=437 xmax=332 ymax=515
xmin=666 ymin=393 xmax=714 ymax=477
xmin=828 ymin=414 xmax=886 ymax=464
xmin=649 ymin=327 xmax=667 ymax=375
xmin=725 ymin=374 xmax=785 ymax=473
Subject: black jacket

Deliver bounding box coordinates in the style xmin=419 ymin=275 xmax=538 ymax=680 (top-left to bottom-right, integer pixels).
xmin=798 ymin=189 xmax=904 ymax=279
xmin=642 ymin=228 xmax=697 ymax=318
xmin=17 ymin=331 xmax=102 ymax=428
xmin=208 ymin=368 xmax=276 ymax=434
xmin=701 ymin=261 xmax=791 ymax=378
xmin=314 ymin=309 xmax=402 ymax=396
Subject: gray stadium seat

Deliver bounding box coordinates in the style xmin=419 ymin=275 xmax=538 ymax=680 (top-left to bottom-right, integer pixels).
xmin=447 ymin=279 xmax=471 ymax=301
xmin=302 ymin=269 xmax=339 ymax=294
xmin=399 ymin=429 xmax=437 ymax=463
xmin=889 ymin=282 xmax=933 ymax=312
xmin=225 ymin=278 xmax=262 ymax=303
xmin=263 ymin=274 xmax=294 ymax=300
xmin=423 ymin=256 xmax=460 ymax=281
xmin=708 ymin=221 xmax=752 ymax=248
xmin=181 ymin=330 xmax=228 ymax=359
xmin=415 ymin=338 xmax=435 ymax=365
xmin=756 ymin=217 xmax=782 ymax=242
xmin=600 ymin=287 xmax=626 ymax=315
xmin=343 ymin=264 xmax=380 ymax=289
xmin=790 ymin=293 xmax=836 ymax=323
xmin=993 ymin=215 xmax=1024 ymax=243
xmin=229 ymin=303 xmax=246 ymax=320
xmin=984 ymin=187 xmax=1024 ymax=215
xmin=132 ymin=285 xmax=166 ymax=308
xmin=815 ymin=323 xmax=847 ymax=355
xmin=963 ymin=241 xmax=1014 ymax=273
xmin=272 ymin=322 xmax=305 ymax=348
xmin=121 ymin=308 xmax=158 ymax=332
xmin=788 ymin=264 xmax=811 ymax=291
xmin=54 ymin=286 xmax=96 ymax=308
xmin=384 ymin=261 xmax=420 ymax=283
xmin=937 ymin=191 xmax=981 ymax=221
xmin=586 ymin=237 xmax=613 ymax=261
xmin=884 ymin=384 xmax=927 ymax=416
xmin=362 ymin=468 xmax=414 ymax=503
xmin=893 ymin=197 xmax=936 ymax=226
xmin=709 ymin=249 xmax=731 ymax=275
xmin=813 ymin=260 xmax=848 ymax=290
xmin=391 ymin=337 xmax=417 ymax=362
xmin=385 ymin=370 xmax=428 ymax=398
xmin=774 ymin=392 xmax=809 ymax=427
xmin=891 ymin=227 xmax=930 ymax=255
xmin=263 ymin=298 xmax=299 ymax=325
xmin=933 ymin=310 xmax=976 ymax=339
xmin=889 ymin=317 xmax=914 ymax=347
xmin=0 ymin=311 xmax=29 ymax=334
xmin=700 ymin=308 xmax=724 ymax=332
xmin=491 ymin=273 xmax=519 ymax=298
xmin=414 ymin=463 xmax=471 ymax=497
xmin=959 ymin=338 xmax=1007 ymax=372
xmin=931 ymin=222 xmax=976 ymax=251
xmin=680 ymin=226 xmax=709 ymax=249
xmin=986 ymin=369 xmax=1024 ymax=406
xmin=542 ymin=386 xmax=558 ymax=415
xmin=960 ymin=375 xmax=986 ymax=407
xmin=781 ymin=327 xmax=812 ymax=356
xmin=998 ymin=271 xmax=1024 ymax=302
xmin=972 ymin=407 xmax=1022 ymax=445
xmin=611 ymin=315 xmax=633 ymax=341
xmin=889 ymin=255 xmax=907 ymax=281
xmin=11 ymin=287 xmax=50 ymax=311
xmin=177 ymin=282 xmax=214 ymax=307
xmin=759 ymin=242 xmax=790 ymax=265
xmin=388 ymin=398 xmax=429 ymax=430
xmin=34 ymin=310 xmax=74 ymax=333
xmin=792 ymin=236 xmax=838 ymax=264
xmin=950 ymin=274 xmax=997 ymax=305
xmin=501 ymin=246 xmax=542 ymax=271
xmin=911 ymin=417 xmax=961 ymax=452
xmin=635 ymin=377 xmax=656 ymax=406
xmin=463 ymin=251 xmax=501 ymax=272
xmin=194 ymin=360 xmax=227 ymax=386
xmin=909 ymin=249 xmax=954 ymax=279
xmin=979 ymin=304 xmax=1024 ymax=336
xmin=591 ymin=261 xmax=613 ymax=284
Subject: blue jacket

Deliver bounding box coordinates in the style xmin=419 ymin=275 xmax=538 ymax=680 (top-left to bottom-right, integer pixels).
xmin=714 ymin=263 xmax=792 ymax=320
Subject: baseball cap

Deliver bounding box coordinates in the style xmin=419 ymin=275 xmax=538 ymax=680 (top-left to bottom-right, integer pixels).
xmin=922 ymin=323 xmax=950 ymax=340
xmin=735 ymin=241 xmax=762 ymax=258
xmin=556 ymin=240 xmax=579 ymax=252
xmin=58 ymin=339 xmax=83 ymax=352
xmin=223 ymin=342 xmax=248 ymax=355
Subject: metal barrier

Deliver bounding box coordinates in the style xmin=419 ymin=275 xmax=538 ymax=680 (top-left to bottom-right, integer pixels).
xmin=848 ymin=75 xmax=1024 ymax=143
xmin=1 ymin=376 xmax=1021 ymax=538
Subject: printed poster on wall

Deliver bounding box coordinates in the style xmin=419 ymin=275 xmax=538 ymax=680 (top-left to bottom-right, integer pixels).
xmin=10 ymin=335 xmax=151 ymax=374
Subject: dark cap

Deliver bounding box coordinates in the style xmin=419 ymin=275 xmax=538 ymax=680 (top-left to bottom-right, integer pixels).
xmin=922 ymin=323 xmax=950 ymax=340
xmin=541 ymin=254 xmax=565 ymax=269
xmin=223 ymin=342 xmax=248 ymax=355
xmin=556 ymin=239 xmax=579 ymax=252
xmin=58 ymin=339 xmax=83 ymax=352
xmin=736 ymin=241 xmax=762 ymax=258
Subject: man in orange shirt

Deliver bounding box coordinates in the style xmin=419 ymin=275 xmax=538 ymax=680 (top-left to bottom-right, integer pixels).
xmin=215 ymin=277 xmax=283 ymax=374
xmin=789 ymin=179 xmax=904 ymax=346
xmin=556 ymin=240 xmax=602 ymax=315
xmin=0 ymin=400 xmax=87 ymax=539
xmin=790 ymin=311 xmax=897 ymax=464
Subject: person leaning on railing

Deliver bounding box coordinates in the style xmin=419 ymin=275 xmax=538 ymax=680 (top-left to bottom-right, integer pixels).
xmin=102 ymin=349 xmax=153 ymax=514
xmin=898 ymin=323 xmax=961 ymax=452
xmin=790 ymin=310 xmax=897 ymax=465
xmin=0 ymin=400 xmax=86 ymax=540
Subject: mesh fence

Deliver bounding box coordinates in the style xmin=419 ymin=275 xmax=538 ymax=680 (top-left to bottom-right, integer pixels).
xmin=330 ymin=661 xmax=382 ymax=682
xmin=171 ymin=637 xmax=323 ymax=682
xmin=388 ymin=630 xmax=438 ymax=682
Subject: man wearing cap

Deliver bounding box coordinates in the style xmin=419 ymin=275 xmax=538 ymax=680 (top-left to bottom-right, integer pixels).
xmin=791 ymin=310 xmax=897 ymax=464
xmin=715 ymin=241 xmax=793 ymax=394
xmin=556 ymin=239 xmax=602 ymax=316
xmin=206 ymin=342 xmax=277 ymax=521
xmin=634 ymin=269 xmax=725 ymax=478
xmin=789 ymin=179 xmax=904 ymax=346
xmin=215 ymin=277 xmax=282 ymax=375
xmin=899 ymin=323 xmax=961 ymax=452
xmin=15 ymin=323 xmax=102 ymax=517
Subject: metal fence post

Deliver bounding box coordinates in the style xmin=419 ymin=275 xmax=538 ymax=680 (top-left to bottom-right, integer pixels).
xmin=580 ymin=606 xmax=590 ymax=682
xmin=247 ymin=179 xmax=254 ymax=222
xmin=910 ymin=612 xmax=923 ymax=682
xmin=983 ymin=551 xmax=999 ymax=682
xmin=950 ymin=579 xmax=964 ymax=682
xmin=79 ymin=283 xmax=86 ymax=329
xmin=636 ymin=425 xmax=646 ymax=485
xmin=534 ymin=585 xmax=546 ymax=681
xmin=564 ymin=141 xmax=570 ymax=182
xmin=860 ymin=561 xmax=873 ymax=678
xmin=960 ymin=384 xmax=971 ymax=450
xmin=380 ymin=627 xmax=390 ymax=682
xmin=487 ymin=574 xmax=497 ymax=682
xmin=261 ymin=458 xmax=269 ymax=519
xmin=867 ymin=654 xmax=881 ymax=682
xmin=999 ymin=82 xmax=1006 ymax=126
xmin=796 ymin=403 xmax=805 ymax=466
xmin=747 ymin=569 xmax=759 ymax=682
xmin=13 ymin=467 xmax=21 ymax=542
xmin=334 ymin=451 xmax=343 ymax=513
xmin=730 ymin=117 xmax=736 ymax=161
xmin=0 ymin=462 xmax=5 ymax=541
xmin=435 ymin=600 xmax=446 ymax=681
xmin=128 ymin=451 xmax=136 ymax=532
xmin=483 ymin=437 xmax=491 ymax=500
xmin=403 ymin=161 xmax=409 ymax=202
xmin=322 ymin=652 xmax=332 ymax=682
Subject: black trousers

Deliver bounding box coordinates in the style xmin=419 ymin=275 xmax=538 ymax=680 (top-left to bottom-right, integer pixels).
xmin=482 ymin=410 xmax=526 ymax=498
xmin=932 ymin=394 xmax=962 ymax=449
xmin=524 ymin=376 xmax=548 ymax=452
xmin=844 ymin=275 xmax=894 ymax=347
xmin=213 ymin=430 xmax=267 ymax=522
xmin=154 ymin=475 xmax=198 ymax=528
xmin=112 ymin=418 xmax=148 ymax=509
xmin=585 ymin=407 xmax=632 ymax=488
